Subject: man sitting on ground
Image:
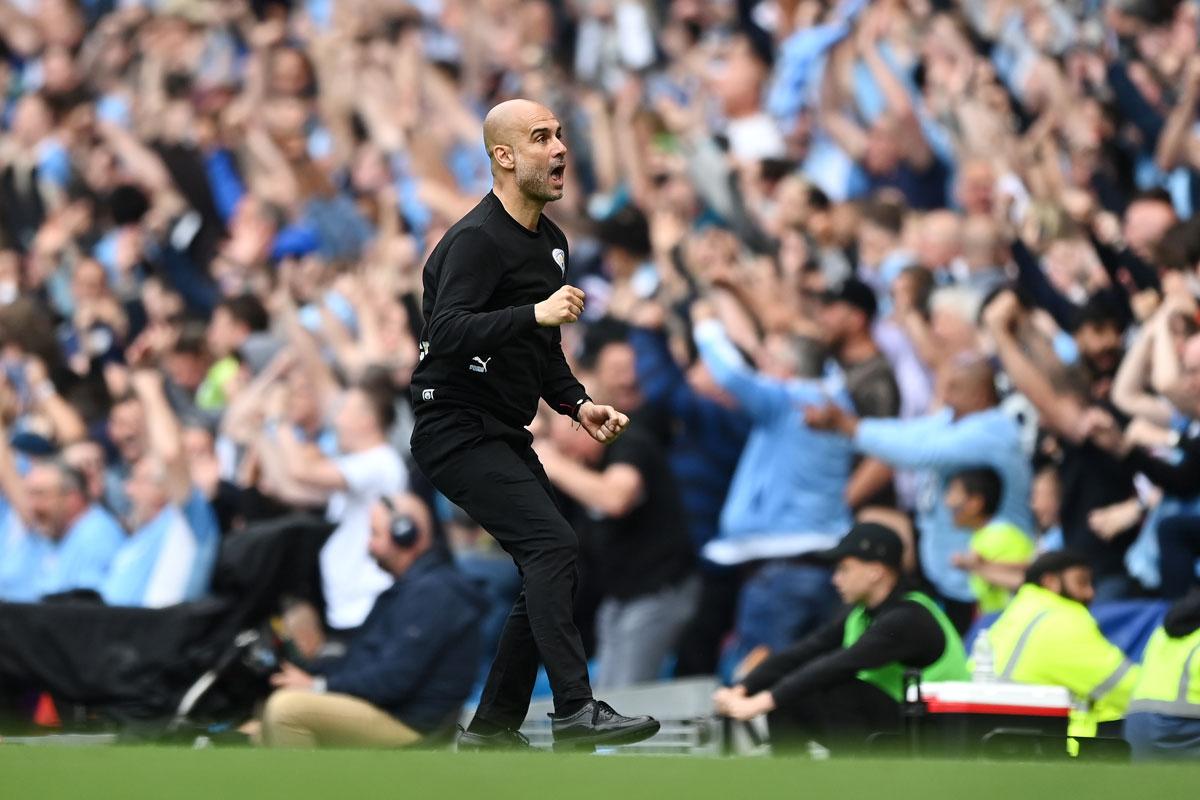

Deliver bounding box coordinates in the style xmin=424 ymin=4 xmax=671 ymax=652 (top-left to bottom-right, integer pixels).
xmin=262 ymin=493 xmax=485 ymax=749
xmin=713 ymin=523 xmax=969 ymax=754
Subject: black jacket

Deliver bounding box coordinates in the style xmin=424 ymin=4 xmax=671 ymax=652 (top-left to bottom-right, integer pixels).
xmin=410 ymin=192 xmax=589 ymax=430
xmin=1126 ymin=430 xmax=1200 ymax=500
xmin=321 ymin=551 xmax=485 ymax=733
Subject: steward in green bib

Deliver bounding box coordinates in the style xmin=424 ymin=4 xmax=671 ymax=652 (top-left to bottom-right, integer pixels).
xmin=714 ymin=523 xmax=969 ymax=753
xmin=1124 ymin=587 xmax=1200 ymax=760
xmin=986 ymin=551 xmax=1138 ymax=739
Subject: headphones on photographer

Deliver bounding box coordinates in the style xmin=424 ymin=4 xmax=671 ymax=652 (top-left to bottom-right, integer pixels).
xmin=379 ymin=496 xmax=419 ymax=549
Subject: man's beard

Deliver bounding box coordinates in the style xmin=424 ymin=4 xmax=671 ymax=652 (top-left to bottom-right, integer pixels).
xmin=1059 ymin=587 xmax=1089 ymax=606
xmin=516 ymin=158 xmax=562 ymax=202
xmin=1082 ymin=348 xmax=1122 ymax=381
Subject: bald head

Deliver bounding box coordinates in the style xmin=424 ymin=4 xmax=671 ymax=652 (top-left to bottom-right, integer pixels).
xmin=485 ymin=100 xmax=545 ymax=156
xmin=941 ymin=353 xmax=998 ymax=417
xmin=917 ymin=210 xmax=963 ymax=270
xmin=483 ymin=100 xmax=555 ymax=167
xmin=481 ymin=99 xmax=567 ymax=210
xmin=955 ymin=354 xmax=997 ymax=390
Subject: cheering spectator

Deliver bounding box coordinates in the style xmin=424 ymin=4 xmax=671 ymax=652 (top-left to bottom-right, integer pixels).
xmin=103 ymin=390 xmax=147 ymax=524
xmin=625 ymin=304 xmax=750 ymax=677
xmin=691 ymin=300 xmax=854 ymax=653
xmin=984 ymin=289 xmax=1142 ymax=600
xmin=100 ymin=368 xmax=220 ymax=608
xmin=62 ymin=439 xmax=111 ymax=505
xmin=816 ymin=278 xmax=901 ymax=509
xmin=200 ymin=294 xmax=273 ymax=411
xmin=536 ymin=338 xmax=696 ymax=689
xmin=255 ymin=379 xmax=406 ymax=634
xmin=807 ymin=354 xmax=1033 ymax=631
xmin=0 ymin=431 xmax=123 ymax=601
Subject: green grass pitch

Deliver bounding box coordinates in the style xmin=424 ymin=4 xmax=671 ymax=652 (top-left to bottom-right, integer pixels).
xmin=2 ymin=748 xmax=1199 ymax=800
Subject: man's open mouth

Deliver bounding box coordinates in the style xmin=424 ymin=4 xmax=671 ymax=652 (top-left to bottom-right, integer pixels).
xmin=550 ymin=164 xmax=565 ymax=183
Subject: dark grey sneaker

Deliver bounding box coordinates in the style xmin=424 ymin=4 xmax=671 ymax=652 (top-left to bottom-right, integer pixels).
xmin=548 ymin=700 xmax=660 ymax=751
xmin=456 ymin=725 xmax=535 ymax=752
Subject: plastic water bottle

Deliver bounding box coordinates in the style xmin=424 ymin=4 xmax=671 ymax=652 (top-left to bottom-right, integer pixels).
xmin=971 ymin=632 xmax=996 ymax=682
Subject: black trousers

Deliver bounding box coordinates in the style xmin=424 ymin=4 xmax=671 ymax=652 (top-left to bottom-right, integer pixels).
xmin=767 ymin=679 xmax=901 ymax=755
xmin=410 ymin=409 xmax=592 ymax=729
xmin=673 ymin=566 xmax=742 ymax=677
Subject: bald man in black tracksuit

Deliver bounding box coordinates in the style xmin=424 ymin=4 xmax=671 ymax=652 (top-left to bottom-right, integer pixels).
xmin=409 ymin=99 xmax=659 ymax=752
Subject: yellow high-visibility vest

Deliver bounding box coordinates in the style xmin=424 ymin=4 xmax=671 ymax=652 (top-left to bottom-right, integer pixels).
xmin=988 ymin=584 xmax=1139 ymax=737
xmin=1129 ymin=626 xmax=1200 ymax=719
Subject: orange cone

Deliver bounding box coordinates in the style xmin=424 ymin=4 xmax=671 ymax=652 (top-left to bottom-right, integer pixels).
xmin=33 ymin=693 xmax=60 ymax=727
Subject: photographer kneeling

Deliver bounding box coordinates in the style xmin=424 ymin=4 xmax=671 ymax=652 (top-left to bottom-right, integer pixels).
xmin=262 ymin=494 xmax=485 ymax=748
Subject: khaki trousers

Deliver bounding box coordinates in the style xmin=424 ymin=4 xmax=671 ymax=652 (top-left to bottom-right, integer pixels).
xmin=262 ymin=689 xmax=423 ymax=749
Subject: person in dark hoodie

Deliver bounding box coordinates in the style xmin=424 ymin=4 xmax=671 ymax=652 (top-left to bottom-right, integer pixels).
xmin=261 ymin=493 xmax=485 ymax=748
xmin=1125 ymin=587 xmax=1200 ymax=760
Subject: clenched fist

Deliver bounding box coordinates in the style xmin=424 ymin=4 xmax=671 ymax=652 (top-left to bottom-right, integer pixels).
xmin=535 ymin=285 xmax=585 ymax=327
xmin=578 ymin=401 xmax=629 ymax=444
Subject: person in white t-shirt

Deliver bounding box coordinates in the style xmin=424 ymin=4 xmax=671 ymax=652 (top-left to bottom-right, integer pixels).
xmin=257 ymin=383 xmax=406 ymax=631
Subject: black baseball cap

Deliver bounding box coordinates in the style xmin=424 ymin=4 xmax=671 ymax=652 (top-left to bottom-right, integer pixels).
xmin=815 ymin=522 xmax=903 ymax=569
xmin=818 ymin=278 xmax=878 ymax=321
xmin=1024 ymin=550 xmax=1091 ymax=586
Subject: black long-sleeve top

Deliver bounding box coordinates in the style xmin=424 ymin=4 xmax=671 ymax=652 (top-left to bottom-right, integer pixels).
xmin=1011 ymin=238 xmax=1078 ymax=333
xmin=1088 ymin=232 xmax=1161 ymax=295
xmin=1107 ymin=60 xmax=1165 ymax=151
xmin=1126 ymin=431 xmax=1200 ymax=500
xmin=1011 ymin=238 xmax=1138 ymax=332
xmin=410 ymin=192 xmax=589 ymax=430
xmin=740 ymin=585 xmax=946 ymax=707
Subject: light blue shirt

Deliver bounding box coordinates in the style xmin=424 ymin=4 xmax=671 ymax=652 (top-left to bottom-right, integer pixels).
xmin=0 ymin=502 xmax=125 ymax=602
xmin=104 ymin=463 xmax=132 ymax=524
xmin=101 ymin=489 xmax=220 ymax=608
xmin=0 ymin=503 xmax=40 ymax=602
xmin=694 ymin=320 xmax=855 ymax=564
xmin=855 ymin=407 xmax=1034 ymax=601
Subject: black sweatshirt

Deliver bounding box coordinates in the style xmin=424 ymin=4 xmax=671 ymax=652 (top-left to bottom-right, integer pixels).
xmin=740 ymin=586 xmax=946 ymax=707
xmin=410 ymin=192 xmax=589 ymax=430
xmin=1126 ymin=432 xmax=1200 ymax=500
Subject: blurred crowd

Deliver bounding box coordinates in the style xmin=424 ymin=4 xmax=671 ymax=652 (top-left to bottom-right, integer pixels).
xmin=3 ymin=0 xmax=1200 ymax=748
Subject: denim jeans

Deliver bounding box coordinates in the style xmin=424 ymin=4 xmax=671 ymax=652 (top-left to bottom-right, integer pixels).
xmin=1125 ymin=712 xmax=1200 ymax=761
xmin=455 ymin=552 xmax=522 ymax=679
xmin=733 ymin=561 xmax=837 ymax=660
